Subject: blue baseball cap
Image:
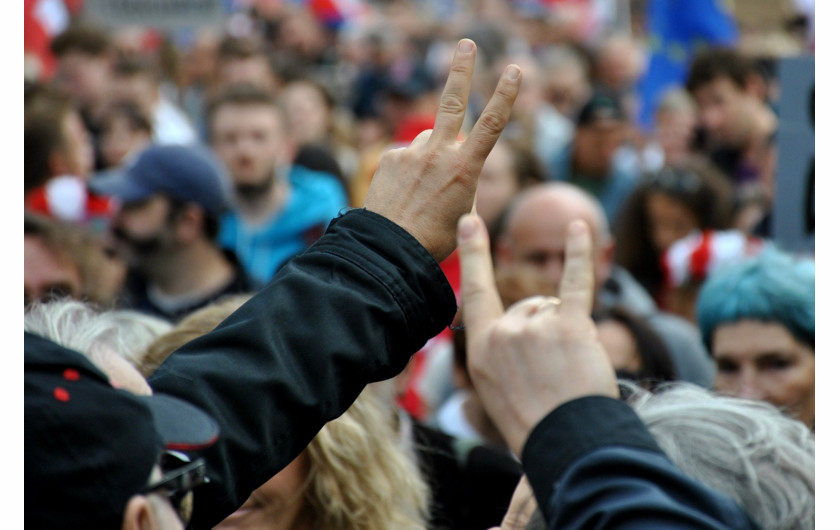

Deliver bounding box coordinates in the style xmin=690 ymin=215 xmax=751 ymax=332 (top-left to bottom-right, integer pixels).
xmin=90 ymin=144 xmax=231 ymax=216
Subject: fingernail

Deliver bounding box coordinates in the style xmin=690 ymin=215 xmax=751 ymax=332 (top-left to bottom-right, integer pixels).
xmin=458 ymin=215 xmax=478 ymax=241
xmin=569 ymin=220 xmax=587 ymax=235
xmin=505 ymin=65 xmax=520 ymax=81
xmin=459 ymin=40 xmax=474 ymax=54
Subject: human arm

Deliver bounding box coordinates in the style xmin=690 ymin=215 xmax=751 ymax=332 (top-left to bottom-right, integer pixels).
xmin=457 ymin=214 xmax=761 ymax=529
xmin=149 ymin=40 xmax=522 ymax=527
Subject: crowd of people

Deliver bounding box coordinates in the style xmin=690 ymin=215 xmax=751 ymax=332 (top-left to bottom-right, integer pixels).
xmin=24 ymin=0 xmax=815 ymax=528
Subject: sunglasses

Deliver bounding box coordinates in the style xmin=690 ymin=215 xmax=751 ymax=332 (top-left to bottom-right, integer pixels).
xmin=141 ymin=450 xmax=208 ymax=527
xmin=645 ymin=167 xmax=702 ymax=195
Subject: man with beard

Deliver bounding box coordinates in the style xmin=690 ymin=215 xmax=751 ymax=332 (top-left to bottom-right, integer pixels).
xmin=91 ymin=144 xmax=255 ymax=321
xmin=207 ymin=83 xmax=348 ymax=287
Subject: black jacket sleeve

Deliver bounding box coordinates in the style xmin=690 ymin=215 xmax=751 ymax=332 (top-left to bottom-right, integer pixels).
xmin=522 ymin=396 xmax=763 ymax=529
xmin=148 ymin=209 xmax=457 ymax=528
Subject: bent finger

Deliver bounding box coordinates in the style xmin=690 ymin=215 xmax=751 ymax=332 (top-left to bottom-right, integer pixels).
xmin=461 ymin=64 xmax=521 ymax=163
xmin=429 ymin=39 xmax=476 ymax=146
xmin=558 ymin=220 xmax=595 ymax=315
xmin=458 ymin=214 xmax=504 ymax=339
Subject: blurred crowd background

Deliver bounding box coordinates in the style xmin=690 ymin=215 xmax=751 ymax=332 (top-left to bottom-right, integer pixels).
xmin=24 ymin=1 xmax=816 ymax=527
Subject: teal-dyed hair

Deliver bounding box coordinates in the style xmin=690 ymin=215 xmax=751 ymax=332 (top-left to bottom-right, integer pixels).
xmin=696 ymin=247 xmax=815 ymax=352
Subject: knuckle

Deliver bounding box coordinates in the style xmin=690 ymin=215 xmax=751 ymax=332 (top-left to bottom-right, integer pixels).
xmin=438 ymin=93 xmax=466 ymax=116
xmin=449 ymin=61 xmax=471 ymax=75
xmin=477 ymin=111 xmax=507 ymax=136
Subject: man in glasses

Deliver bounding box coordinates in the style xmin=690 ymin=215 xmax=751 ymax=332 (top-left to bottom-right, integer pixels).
xmin=24 ymin=333 xmax=218 ymax=529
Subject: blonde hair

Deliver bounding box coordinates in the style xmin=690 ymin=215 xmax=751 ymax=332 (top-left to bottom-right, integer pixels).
xmin=307 ymin=387 xmax=429 ymax=529
xmin=143 ymin=295 xmax=430 ymax=529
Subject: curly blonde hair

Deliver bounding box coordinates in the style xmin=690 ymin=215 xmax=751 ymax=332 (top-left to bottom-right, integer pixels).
xmin=142 ymin=295 xmax=430 ymax=529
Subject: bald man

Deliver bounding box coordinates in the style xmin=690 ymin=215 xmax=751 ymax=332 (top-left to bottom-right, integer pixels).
xmin=494 ymin=182 xmax=713 ymax=387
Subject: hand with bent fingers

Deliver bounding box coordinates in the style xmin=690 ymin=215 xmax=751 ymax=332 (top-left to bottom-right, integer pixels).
xmin=364 ymin=39 xmax=522 ymax=262
xmin=457 ymin=214 xmax=618 ymax=457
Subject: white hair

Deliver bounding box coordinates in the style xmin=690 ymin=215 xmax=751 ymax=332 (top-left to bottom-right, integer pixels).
xmin=623 ymin=381 xmax=815 ymax=530
xmin=24 ymin=298 xmax=172 ymax=370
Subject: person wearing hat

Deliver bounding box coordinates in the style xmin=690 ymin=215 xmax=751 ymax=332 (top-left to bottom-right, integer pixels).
xmin=24 ymin=333 xmax=219 ymax=528
xmin=90 ymin=144 xmax=256 ymax=322
xmin=547 ymin=92 xmax=641 ymax=226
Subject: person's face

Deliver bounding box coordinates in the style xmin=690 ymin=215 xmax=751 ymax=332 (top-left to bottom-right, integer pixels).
xmin=713 ymin=320 xmax=815 ymax=427
xmin=215 ymin=452 xmax=311 ymax=530
xmin=60 ymin=110 xmax=95 ymax=178
xmin=211 ymin=104 xmax=289 ymax=189
xmin=282 ymin=83 xmax=330 ymax=146
xmin=143 ymin=465 xmax=187 ymax=530
xmin=111 ymin=195 xmax=178 ymax=268
xmin=24 ymin=235 xmax=83 ymax=306
xmin=545 ymin=68 xmax=589 ymax=118
xmin=102 ymin=114 xmax=151 ymax=168
xmin=692 ymin=77 xmax=755 ymax=148
xmin=110 ymin=74 xmax=158 ymax=114
xmin=645 ymin=192 xmax=699 ymax=253
xmin=498 ymin=193 xmax=610 ymax=290
xmin=655 ymin=109 xmax=697 ymax=166
xmin=217 ymin=57 xmax=275 ymax=91
xmin=54 ymin=52 xmax=111 ymax=110
xmin=596 ymin=319 xmax=642 ymax=374
xmin=573 ymin=120 xmax=625 ymax=176
xmin=475 ymin=144 xmax=519 ymax=227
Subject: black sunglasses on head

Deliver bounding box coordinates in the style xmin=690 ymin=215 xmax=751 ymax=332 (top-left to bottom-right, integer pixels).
xmin=141 ymin=450 xmax=208 ymax=527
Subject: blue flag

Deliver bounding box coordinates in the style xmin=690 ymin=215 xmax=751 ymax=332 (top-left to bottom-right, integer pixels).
xmin=636 ymin=0 xmax=739 ymax=131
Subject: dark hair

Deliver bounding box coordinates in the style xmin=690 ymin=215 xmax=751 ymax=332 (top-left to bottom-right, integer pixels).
xmin=594 ymin=306 xmax=676 ymax=388
xmin=686 ymin=47 xmax=758 ymax=93
xmin=217 ymin=35 xmax=268 ymax=61
xmin=24 ymin=86 xmax=74 ymax=191
xmin=613 ymin=157 xmax=735 ymax=299
xmin=205 ymin=83 xmax=284 ymax=133
xmin=111 ymin=55 xmax=160 ymax=82
xmin=166 ymin=197 xmax=220 ymax=242
xmin=50 ymin=24 xmax=111 ymax=57
xmin=102 ymin=101 xmax=153 ymax=135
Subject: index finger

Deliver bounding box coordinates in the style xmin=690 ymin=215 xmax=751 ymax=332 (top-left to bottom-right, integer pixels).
xmin=558 ymin=220 xmax=595 ymax=315
xmin=457 ymin=214 xmax=504 ymax=339
xmin=428 ymin=39 xmax=476 ymax=146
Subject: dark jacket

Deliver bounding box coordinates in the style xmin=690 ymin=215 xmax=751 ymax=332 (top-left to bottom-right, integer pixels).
xmin=149 ymin=209 xmax=759 ymax=529
xmin=523 ymin=396 xmax=763 ymax=529
xmin=149 ymin=209 xmax=457 ymax=528
xmin=121 ymin=249 xmax=256 ymax=323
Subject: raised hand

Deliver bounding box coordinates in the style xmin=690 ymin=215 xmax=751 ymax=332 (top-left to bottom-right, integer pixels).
xmin=457 ymin=213 xmax=618 ymax=456
xmin=363 ymin=39 xmax=522 ymax=262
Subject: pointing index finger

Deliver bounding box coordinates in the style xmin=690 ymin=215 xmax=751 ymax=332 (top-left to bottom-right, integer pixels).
xmin=457 ymin=214 xmax=504 ymax=339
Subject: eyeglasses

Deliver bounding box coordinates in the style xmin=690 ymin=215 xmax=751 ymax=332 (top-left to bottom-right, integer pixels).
xmin=141 ymin=451 xmax=208 ymax=527
xmin=645 ymin=166 xmax=703 ymax=195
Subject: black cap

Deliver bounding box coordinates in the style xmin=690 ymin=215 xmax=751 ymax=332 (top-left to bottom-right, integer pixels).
xmin=24 ymin=332 xmax=219 ymax=529
xmin=576 ymin=92 xmax=625 ymax=126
